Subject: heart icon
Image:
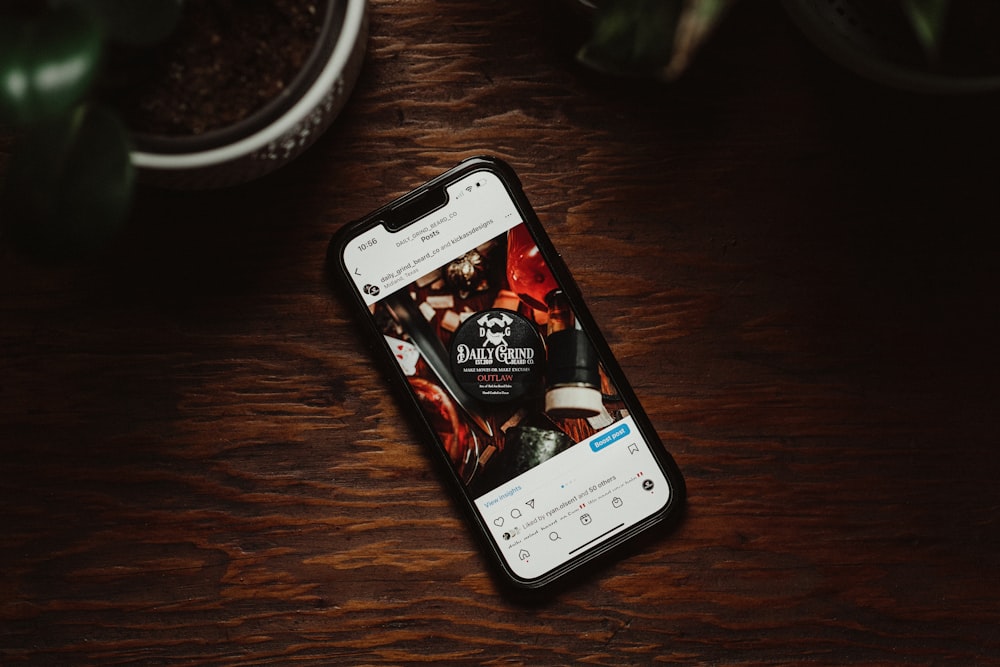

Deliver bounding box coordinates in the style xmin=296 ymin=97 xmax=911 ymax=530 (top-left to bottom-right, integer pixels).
xmin=493 ymin=517 xmax=504 ymax=527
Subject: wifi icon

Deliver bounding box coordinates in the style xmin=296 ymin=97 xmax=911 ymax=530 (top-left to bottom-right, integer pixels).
xmin=466 ymin=186 xmax=474 ymax=192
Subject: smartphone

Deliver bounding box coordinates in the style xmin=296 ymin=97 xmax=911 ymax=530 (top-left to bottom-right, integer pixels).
xmin=328 ymin=156 xmax=685 ymax=591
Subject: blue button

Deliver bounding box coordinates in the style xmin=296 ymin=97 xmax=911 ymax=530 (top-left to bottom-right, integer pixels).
xmin=589 ymin=423 xmax=631 ymax=452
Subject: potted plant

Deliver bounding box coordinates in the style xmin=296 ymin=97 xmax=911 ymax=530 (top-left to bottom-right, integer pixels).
xmin=574 ymin=0 xmax=1000 ymax=92
xmin=781 ymin=0 xmax=1000 ymax=93
xmin=574 ymin=0 xmax=735 ymax=81
xmin=0 ymin=0 xmax=367 ymax=259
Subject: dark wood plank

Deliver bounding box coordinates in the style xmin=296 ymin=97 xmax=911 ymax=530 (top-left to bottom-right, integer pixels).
xmin=3 ymin=0 xmax=1000 ymax=663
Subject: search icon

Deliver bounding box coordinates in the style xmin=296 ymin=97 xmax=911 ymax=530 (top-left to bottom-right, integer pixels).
xmin=549 ymin=531 xmax=560 ymax=541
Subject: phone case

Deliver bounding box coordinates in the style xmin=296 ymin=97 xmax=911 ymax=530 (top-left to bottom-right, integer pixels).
xmin=327 ymin=156 xmax=685 ymax=592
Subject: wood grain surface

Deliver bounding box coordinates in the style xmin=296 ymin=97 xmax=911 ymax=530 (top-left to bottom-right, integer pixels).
xmin=3 ymin=1 xmax=1000 ymax=664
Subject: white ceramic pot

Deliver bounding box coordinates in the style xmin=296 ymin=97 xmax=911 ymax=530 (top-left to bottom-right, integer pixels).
xmin=130 ymin=0 xmax=368 ymax=188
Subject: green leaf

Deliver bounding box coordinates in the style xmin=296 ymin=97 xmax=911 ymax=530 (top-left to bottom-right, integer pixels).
xmin=668 ymin=0 xmax=731 ymax=79
xmin=576 ymin=0 xmax=734 ymax=80
xmin=578 ymin=0 xmax=684 ymax=77
xmin=2 ymin=104 xmax=135 ymax=259
xmin=52 ymin=0 xmax=185 ymax=46
xmin=0 ymin=5 xmax=103 ymax=125
xmin=900 ymin=0 xmax=950 ymax=65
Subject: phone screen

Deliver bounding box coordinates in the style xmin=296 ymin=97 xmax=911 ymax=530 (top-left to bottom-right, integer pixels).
xmin=340 ymin=168 xmax=673 ymax=582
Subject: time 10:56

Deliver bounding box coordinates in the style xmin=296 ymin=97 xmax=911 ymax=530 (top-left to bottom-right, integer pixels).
xmin=357 ymin=238 xmax=378 ymax=252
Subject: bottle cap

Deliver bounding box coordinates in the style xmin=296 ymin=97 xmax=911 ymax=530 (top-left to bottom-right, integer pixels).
xmin=545 ymin=385 xmax=603 ymax=419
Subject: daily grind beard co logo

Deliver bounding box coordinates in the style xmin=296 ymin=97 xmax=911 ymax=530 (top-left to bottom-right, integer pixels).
xmin=450 ymin=309 xmax=545 ymax=403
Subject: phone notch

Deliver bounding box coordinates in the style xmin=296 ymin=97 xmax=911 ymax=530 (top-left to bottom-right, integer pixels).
xmin=383 ymin=184 xmax=450 ymax=232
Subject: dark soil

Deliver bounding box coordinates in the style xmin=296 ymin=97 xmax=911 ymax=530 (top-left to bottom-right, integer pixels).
xmin=111 ymin=0 xmax=326 ymax=137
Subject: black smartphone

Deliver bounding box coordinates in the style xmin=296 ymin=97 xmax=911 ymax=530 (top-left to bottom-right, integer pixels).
xmin=328 ymin=156 xmax=684 ymax=591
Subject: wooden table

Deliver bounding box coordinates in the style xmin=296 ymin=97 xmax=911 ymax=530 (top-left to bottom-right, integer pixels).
xmin=3 ymin=1 xmax=1000 ymax=663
